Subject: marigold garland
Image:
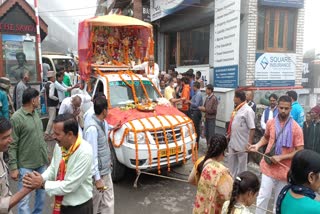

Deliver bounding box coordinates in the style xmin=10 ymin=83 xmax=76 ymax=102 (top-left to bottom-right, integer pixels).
xmin=132 ymin=73 xmax=150 ymax=101
xmin=137 ymin=119 xmax=152 ymax=168
xmin=128 ymin=121 xmax=139 ymax=172
xmin=154 ymin=115 xmax=171 ymax=172
xmin=180 ymin=127 xmax=187 ymax=164
xmin=162 ymin=116 xmax=179 ymax=163
xmin=118 ymin=73 xmax=138 ymax=104
xmin=110 ymin=128 xmax=129 ymax=148
xmin=146 ymin=117 xmax=161 ymax=174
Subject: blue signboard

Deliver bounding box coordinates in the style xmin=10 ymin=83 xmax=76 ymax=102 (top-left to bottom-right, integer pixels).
xmin=259 ymin=0 xmax=304 ymax=8
xmin=214 ymin=65 xmax=238 ymax=88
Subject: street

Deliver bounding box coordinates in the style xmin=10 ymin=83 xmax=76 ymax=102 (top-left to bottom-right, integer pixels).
xmin=8 ymin=127 xmax=274 ymax=214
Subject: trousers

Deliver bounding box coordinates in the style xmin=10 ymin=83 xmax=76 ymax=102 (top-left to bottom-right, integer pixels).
xmin=205 ymin=118 xmax=216 ymax=143
xmin=93 ymin=174 xmax=114 ymax=214
xmin=61 ymin=198 xmax=93 ymax=214
xmin=45 ymin=106 xmax=56 ymax=135
xmin=256 ymin=174 xmax=286 ymax=214
xmin=227 ymin=146 xmax=248 ymax=178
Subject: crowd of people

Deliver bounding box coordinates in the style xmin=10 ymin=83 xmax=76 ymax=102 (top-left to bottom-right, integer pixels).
xmin=189 ymin=87 xmax=320 ymax=214
xmin=0 ymin=55 xmax=320 ymax=214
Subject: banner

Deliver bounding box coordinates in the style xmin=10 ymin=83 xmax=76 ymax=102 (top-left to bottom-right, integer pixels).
xmin=213 ymin=0 xmax=241 ymax=88
xmin=255 ymin=53 xmax=296 ymax=87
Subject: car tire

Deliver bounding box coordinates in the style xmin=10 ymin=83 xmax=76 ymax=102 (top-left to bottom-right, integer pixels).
xmin=110 ymin=143 xmax=126 ymax=182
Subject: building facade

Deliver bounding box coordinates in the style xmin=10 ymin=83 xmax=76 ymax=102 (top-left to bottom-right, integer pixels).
xmin=151 ymin=0 xmax=305 ymax=89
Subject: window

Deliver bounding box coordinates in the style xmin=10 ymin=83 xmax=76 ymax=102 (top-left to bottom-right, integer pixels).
xmin=166 ymin=25 xmax=210 ymax=68
xmin=108 ymin=80 xmax=160 ymax=107
xmin=257 ymin=7 xmax=297 ymax=52
xmin=180 ymin=26 xmax=209 ymax=65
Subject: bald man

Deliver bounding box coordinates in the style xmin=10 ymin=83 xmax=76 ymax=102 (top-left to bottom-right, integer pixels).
xmin=132 ymin=55 xmax=160 ymax=88
xmin=246 ymin=91 xmax=256 ymax=113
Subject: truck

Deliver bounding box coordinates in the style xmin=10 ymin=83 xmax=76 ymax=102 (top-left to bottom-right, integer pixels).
xmin=78 ymin=15 xmax=197 ymax=181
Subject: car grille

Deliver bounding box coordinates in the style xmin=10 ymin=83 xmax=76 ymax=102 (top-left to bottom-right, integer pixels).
xmin=150 ymin=128 xmax=182 ymax=144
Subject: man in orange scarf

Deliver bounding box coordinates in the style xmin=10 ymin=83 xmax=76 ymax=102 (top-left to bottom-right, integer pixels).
xmin=227 ymin=90 xmax=255 ymax=178
xmin=23 ymin=114 xmax=93 ymax=214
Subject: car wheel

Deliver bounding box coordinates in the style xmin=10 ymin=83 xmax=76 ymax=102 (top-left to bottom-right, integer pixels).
xmin=110 ymin=143 xmax=126 ymax=182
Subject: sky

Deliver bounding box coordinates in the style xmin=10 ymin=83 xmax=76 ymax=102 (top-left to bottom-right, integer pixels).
xmin=304 ymin=0 xmax=320 ymax=52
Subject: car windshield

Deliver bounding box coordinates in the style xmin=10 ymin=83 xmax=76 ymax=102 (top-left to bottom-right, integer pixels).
xmin=53 ymin=58 xmax=77 ymax=71
xmin=109 ymin=80 xmax=160 ymax=107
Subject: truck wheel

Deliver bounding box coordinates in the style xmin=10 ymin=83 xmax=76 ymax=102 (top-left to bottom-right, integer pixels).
xmin=110 ymin=144 xmax=126 ymax=182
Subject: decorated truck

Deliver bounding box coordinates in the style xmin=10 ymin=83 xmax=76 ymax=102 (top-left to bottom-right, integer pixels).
xmin=78 ymin=15 xmax=197 ymax=181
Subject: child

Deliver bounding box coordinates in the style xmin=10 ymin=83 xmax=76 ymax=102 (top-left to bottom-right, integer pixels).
xmin=222 ymin=171 xmax=260 ymax=214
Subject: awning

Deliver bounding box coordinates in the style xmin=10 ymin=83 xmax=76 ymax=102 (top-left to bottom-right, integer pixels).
xmin=80 ymin=14 xmax=153 ymax=29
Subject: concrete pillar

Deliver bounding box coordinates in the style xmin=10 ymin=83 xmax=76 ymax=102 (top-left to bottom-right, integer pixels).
xmin=133 ymin=0 xmax=142 ymax=20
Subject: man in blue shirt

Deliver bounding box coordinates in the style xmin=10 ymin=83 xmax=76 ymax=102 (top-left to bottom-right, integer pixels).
xmin=186 ymin=81 xmax=203 ymax=147
xmin=286 ymin=90 xmax=304 ymax=128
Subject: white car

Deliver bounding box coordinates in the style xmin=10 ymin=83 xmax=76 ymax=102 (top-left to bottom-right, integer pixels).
xmin=88 ymin=71 xmax=196 ymax=181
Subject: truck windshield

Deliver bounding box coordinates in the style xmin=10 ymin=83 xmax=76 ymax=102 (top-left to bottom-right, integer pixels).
xmin=109 ymin=80 xmax=160 ymax=106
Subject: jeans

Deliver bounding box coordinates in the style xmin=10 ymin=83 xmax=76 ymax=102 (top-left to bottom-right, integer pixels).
xmin=18 ymin=166 xmax=47 ymax=214
xmin=205 ymin=118 xmax=216 ymax=143
xmin=191 ymin=110 xmax=202 ymax=146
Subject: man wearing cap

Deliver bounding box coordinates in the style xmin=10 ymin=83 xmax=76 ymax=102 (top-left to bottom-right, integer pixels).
xmin=199 ymin=84 xmax=218 ymax=143
xmin=306 ymin=106 xmax=320 ymax=154
xmin=43 ymin=71 xmax=59 ymax=141
xmin=133 ymin=55 xmax=159 ymax=88
xmin=0 ymin=77 xmax=10 ymax=119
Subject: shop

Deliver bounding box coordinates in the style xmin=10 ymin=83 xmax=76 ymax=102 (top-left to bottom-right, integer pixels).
xmin=150 ymin=0 xmax=214 ymax=85
xmin=0 ymin=0 xmax=47 ymax=84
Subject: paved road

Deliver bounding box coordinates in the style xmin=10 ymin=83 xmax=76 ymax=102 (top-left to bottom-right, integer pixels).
xmin=8 ymin=127 xmax=272 ymax=214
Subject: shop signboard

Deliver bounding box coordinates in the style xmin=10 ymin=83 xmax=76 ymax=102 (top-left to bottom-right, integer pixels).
xmin=142 ymin=4 xmax=151 ymax=22
xmin=150 ymin=0 xmax=200 ymax=21
xmin=255 ymin=53 xmax=296 ymax=87
xmin=213 ymin=0 xmax=241 ymax=88
xmin=259 ymin=0 xmax=304 ymax=8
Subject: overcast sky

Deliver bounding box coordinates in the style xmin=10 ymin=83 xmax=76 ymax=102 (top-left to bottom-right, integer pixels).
xmin=304 ymin=0 xmax=320 ymax=52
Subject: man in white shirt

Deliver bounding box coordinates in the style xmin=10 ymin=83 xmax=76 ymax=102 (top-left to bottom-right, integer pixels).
xmin=84 ymin=96 xmax=115 ymax=214
xmin=43 ymin=71 xmax=59 ymax=140
xmin=260 ymin=94 xmax=278 ymax=131
xmin=23 ymin=114 xmax=93 ymax=214
xmin=132 ymin=55 xmax=159 ymax=88
xmin=54 ymin=72 xmax=78 ymax=104
xmin=59 ymin=94 xmax=91 ymax=130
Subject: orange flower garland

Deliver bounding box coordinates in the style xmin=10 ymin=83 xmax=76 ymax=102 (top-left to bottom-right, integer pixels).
xmin=117 ymin=73 xmax=138 ymax=104
xmin=154 ymin=115 xmax=171 ymax=172
xmin=132 ymin=73 xmax=150 ymax=101
xmin=146 ymin=117 xmax=161 ymax=174
xmin=162 ymin=116 xmax=179 ymax=163
xmin=180 ymin=127 xmax=187 ymax=164
xmin=110 ymin=128 xmax=129 ymax=148
xmin=128 ymin=121 xmax=139 ymax=172
xmin=137 ymin=119 xmax=152 ymax=168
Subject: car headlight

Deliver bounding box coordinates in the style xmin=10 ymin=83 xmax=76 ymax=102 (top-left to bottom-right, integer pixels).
xmin=127 ymin=132 xmax=145 ymax=144
xmin=183 ymin=124 xmax=195 ymax=138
